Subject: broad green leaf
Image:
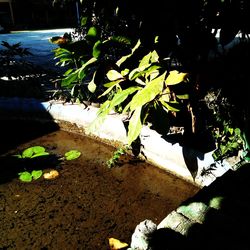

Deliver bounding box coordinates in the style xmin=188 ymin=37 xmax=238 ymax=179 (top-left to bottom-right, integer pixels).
xmin=19 ymin=172 xmax=32 ymax=182
xmin=165 ymin=70 xmax=188 ymax=86
xmin=139 ymin=52 xmax=152 ymax=68
xmin=129 ymin=72 xmax=166 ymax=111
xmin=116 ymin=39 xmax=141 ymax=67
xmin=92 ymin=40 xmax=102 ymax=58
xmin=31 ymin=146 xmax=47 ymax=154
xmin=107 ymin=70 xmax=124 ymax=81
xmin=128 ymin=107 xmax=143 ymax=145
xmin=64 ymin=150 xmax=81 ymax=160
xmin=110 ymin=87 xmax=141 ymax=108
xmin=22 ymin=148 xmax=34 ymax=158
xmin=31 ymin=170 xmax=43 ymax=180
xmin=87 ymin=26 xmax=97 ymax=38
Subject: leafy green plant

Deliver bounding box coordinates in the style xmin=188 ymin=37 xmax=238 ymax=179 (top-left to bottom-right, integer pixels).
xmin=51 ymin=20 xmax=131 ymax=103
xmin=106 ymin=147 xmax=128 ymax=168
xmin=89 ymin=41 xmax=191 ymax=149
xmin=212 ymin=124 xmax=244 ymax=162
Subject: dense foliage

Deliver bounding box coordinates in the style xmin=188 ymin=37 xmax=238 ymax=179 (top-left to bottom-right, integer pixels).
xmin=48 ymin=0 xmax=250 ymax=164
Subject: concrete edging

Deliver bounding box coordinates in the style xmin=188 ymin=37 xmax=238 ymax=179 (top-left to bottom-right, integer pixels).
xmin=0 ymin=97 xmax=231 ymax=187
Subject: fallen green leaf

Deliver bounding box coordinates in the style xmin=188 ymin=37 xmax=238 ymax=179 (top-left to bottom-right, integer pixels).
xmin=64 ymin=150 xmax=81 ymax=160
xmin=31 ymin=170 xmax=43 ymax=180
xmin=19 ymin=172 xmax=32 ymax=182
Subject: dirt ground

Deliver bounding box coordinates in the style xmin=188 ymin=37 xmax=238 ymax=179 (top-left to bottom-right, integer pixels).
xmin=0 ymin=121 xmax=200 ymax=249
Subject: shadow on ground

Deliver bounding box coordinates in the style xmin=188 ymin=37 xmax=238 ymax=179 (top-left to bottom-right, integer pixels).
xmin=149 ymin=163 xmax=250 ymax=250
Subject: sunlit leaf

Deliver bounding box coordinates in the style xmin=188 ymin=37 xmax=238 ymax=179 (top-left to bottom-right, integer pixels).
xmin=64 ymin=150 xmax=81 ymax=160
xmin=88 ymin=72 xmax=97 ymax=93
xmin=165 ymin=70 xmax=188 ymax=86
xmin=129 ymin=72 xmax=166 ymax=111
xmin=110 ymin=87 xmax=140 ymax=108
xmin=176 ymin=94 xmax=189 ymax=100
xmin=107 ymin=70 xmax=124 ymax=81
xmin=121 ymin=68 xmax=130 ymax=76
xmin=151 ymin=50 xmax=159 ymax=63
xmin=139 ymin=51 xmax=152 ymax=68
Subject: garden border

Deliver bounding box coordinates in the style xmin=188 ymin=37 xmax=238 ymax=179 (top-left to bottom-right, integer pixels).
xmin=0 ymin=97 xmax=232 ymax=187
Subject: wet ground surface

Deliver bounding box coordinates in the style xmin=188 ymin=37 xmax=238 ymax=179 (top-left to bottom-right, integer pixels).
xmin=0 ymin=120 xmax=200 ymax=249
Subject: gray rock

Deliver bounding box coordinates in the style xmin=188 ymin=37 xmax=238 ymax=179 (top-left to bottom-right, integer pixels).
xmin=129 ymin=219 xmax=157 ymax=250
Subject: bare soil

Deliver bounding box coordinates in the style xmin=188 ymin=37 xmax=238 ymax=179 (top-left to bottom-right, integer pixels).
xmin=0 ymin=120 xmax=200 ymax=249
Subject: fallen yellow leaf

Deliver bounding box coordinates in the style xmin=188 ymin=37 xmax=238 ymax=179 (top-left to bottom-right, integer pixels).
xmin=43 ymin=170 xmax=59 ymax=180
xmin=108 ymin=238 xmax=128 ymax=250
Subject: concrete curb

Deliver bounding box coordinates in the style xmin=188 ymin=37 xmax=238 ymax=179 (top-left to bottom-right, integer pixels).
xmin=0 ymin=97 xmax=231 ymax=187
